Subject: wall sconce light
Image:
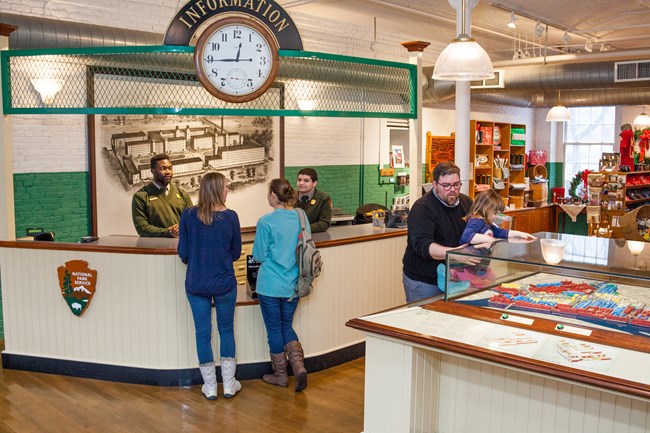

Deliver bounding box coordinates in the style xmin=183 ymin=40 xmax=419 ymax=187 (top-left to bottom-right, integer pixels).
xmin=584 ymin=39 xmax=593 ymax=53
xmin=31 ymin=78 xmax=64 ymax=105
xmin=297 ymin=99 xmax=316 ymax=111
xmin=633 ymin=106 xmax=650 ymax=127
xmin=432 ymin=0 xmax=494 ymax=81
xmin=534 ymin=21 xmax=545 ymax=38
xmin=546 ymin=90 xmax=571 ymax=122
xmin=507 ymin=12 xmax=517 ymax=29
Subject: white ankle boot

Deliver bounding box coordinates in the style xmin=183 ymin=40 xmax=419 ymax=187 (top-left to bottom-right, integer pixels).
xmin=220 ymin=357 xmax=241 ymax=398
xmin=199 ymin=362 xmax=217 ymax=400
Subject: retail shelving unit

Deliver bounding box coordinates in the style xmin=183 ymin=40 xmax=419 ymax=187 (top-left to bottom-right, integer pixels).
xmin=469 ymin=121 xmax=526 ymax=207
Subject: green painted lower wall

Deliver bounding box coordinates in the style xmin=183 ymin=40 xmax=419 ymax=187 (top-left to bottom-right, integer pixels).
xmin=13 ymin=172 xmax=90 ymax=243
xmin=285 ymin=165 xmax=410 ymax=214
xmin=546 ymin=162 xmax=564 ymax=196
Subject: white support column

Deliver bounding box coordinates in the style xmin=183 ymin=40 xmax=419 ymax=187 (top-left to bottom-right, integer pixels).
xmin=0 ymin=24 xmax=17 ymax=241
xmin=401 ymin=41 xmax=430 ymax=206
xmin=450 ymin=0 xmax=478 ymax=194
xmin=455 ymin=82 xmax=471 ymax=193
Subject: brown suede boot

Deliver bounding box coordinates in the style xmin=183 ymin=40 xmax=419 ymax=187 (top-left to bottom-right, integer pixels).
xmin=285 ymin=340 xmax=308 ymax=392
xmin=262 ymin=352 xmax=289 ymax=387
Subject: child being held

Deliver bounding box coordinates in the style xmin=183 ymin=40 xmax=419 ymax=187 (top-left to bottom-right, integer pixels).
xmin=438 ymin=190 xmax=536 ymax=293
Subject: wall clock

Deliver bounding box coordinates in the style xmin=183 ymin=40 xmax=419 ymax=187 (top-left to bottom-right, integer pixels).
xmin=194 ymin=16 xmax=279 ymax=103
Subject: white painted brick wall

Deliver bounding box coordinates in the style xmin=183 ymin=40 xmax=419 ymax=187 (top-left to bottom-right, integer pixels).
xmin=11 ymin=115 xmax=87 ymax=173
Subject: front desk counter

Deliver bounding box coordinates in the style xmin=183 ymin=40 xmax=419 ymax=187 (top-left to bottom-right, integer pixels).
xmin=348 ymin=233 xmax=650 ymax=433
xmin=0 ymin=225 xmax=406 ymax=385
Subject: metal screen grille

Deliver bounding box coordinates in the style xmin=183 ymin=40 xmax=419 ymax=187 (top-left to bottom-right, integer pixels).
xmin=2 ymin=46 xmax=415 ymax=118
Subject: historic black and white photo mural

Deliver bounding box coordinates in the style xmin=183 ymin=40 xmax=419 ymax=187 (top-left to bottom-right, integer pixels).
xmin=93 ymin=114 xmax=280 ymax=235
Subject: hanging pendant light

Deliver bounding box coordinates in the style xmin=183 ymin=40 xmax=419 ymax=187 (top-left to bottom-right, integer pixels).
xmin=546 ymin=90 xmax=571 ymax=122
xmin=633 ymin=106 xmax=650 ymax=127
xmin=432 ymin=0 xmax=494 ymax=81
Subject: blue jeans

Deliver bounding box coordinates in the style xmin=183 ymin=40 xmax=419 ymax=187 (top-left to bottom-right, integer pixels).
xmin=186 ymin=289 xmax=237 ymax=364
xmin=403 ymin=272 xmax=442 ymax=303
xmin=257 ymin=294 xmax=299 ymax=354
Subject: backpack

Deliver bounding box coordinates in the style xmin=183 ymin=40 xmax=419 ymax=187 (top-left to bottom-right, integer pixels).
xmin=290 ymin=208 xmax=322 ymax=301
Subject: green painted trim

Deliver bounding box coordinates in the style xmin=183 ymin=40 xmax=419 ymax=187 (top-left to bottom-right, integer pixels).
xmin=2 ymin=45 xmax=194 ymax=57
xmin=4 ymin=46 xmax=413 ymax=70
xmin=7 ymin=107 xmax=414 ymax=118
xmin=410 ymin=67 xmax=417 ymax=117
xmin=1 ymin=51 xmax=10 ymax=113
xmin=2 ymin=46 xmax=416 ymax=118
xmin=279 ymin=49 xmax=414 ymax=70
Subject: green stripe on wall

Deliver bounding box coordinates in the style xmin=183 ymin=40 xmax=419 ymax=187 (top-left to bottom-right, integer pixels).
xmin=285 ymin=165 xmax=410 ymax=215
xmin=13 ymin=172 xmax=91 ymax=242
xmin=546 ymin=162 xmax=564 ymax=193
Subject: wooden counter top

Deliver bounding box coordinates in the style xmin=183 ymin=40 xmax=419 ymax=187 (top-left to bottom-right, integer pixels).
xmin=0 ymin=224 xmax=407 ymax=255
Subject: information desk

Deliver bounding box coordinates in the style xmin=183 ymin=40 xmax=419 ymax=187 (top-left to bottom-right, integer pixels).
xmin=0 ymin=225 xmax=406 ymax=385
xmin=347 ymin=233 xmax=650 ymax=433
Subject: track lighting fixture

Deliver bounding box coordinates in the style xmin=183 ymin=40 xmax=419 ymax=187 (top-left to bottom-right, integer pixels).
xmin=562 ymin=31 xmax=571 ymax=47
xmin=507 ymin=11 xmax=517 ymax=29
xmin=584 ymin=39 xmax=593 ymax=53
xmin=534 ymin=21 xmax=545 ymax=38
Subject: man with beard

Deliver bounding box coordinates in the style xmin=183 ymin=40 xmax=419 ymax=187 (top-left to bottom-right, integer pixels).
xmin=402 ymin=162 xmax=474 ymax=302
xmin=132 ymin=154 xmax=193 ymax=237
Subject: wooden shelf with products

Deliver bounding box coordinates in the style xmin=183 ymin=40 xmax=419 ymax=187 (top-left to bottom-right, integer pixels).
xmin=588 ymin=171 xmax=650 ymax=239
xmin=469 ymin=121 xmax=527 ymax=208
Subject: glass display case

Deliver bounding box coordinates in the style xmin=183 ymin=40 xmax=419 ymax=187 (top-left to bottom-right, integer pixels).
xmin=347 ymin=233 xmax=650 ymax=433
xmin=443 ymin=232 xmax=650 ymax=337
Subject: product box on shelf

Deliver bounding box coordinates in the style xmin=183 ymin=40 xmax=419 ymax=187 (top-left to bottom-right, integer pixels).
xmin=528 ymin=150 xmax=547 ymax=166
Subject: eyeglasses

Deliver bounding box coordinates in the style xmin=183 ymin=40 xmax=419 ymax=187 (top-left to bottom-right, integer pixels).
xmin=437 ymin=182 xmax=462 ymax=191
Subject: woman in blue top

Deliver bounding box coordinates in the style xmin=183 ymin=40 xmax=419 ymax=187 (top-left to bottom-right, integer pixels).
xmin=178 ymin=172 xmax=242 ymax=401
xmin=253 ymin=178 xmax=308 ymax=392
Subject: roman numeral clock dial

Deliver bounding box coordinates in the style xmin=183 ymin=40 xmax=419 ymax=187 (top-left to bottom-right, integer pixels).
xmin=194 ymin=17 xmax=279 ymax=103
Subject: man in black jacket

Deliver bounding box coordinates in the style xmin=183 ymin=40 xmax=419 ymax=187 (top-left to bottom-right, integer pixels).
xmin=402 ymin=162 xmax=473 ymax=302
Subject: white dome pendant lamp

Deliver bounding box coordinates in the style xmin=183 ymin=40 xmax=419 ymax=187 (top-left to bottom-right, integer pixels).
xmin=432 ymin=0 xmax=494 ymax=81
xmin=546 ymin=90 xmax=571 ymax=122
xmin=633 ymin=106 xmax=650 ymax=127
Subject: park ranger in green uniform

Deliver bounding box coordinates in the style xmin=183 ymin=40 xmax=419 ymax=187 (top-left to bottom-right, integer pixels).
xmin=131 ymin=154 xmax=193 ymax=237
xmin=296 ymin=168 xmax=332 ymax=233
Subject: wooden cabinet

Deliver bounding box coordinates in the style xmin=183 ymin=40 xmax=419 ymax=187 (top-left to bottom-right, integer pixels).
xmin=234 ymin=242 xmax=253 ymax=285
xmin=590 ymin=171 xmax=650 ymax=239
xmin=504 ymin=205 xmax=556 ymax=234
xmin=469 ymin=120 xmax=527 ymax=208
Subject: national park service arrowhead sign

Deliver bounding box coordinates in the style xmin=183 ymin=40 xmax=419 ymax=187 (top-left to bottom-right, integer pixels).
xmin=57 ymin=260 xmax=97 ymax=317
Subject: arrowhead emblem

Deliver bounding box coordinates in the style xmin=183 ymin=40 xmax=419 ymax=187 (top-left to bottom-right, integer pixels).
xmin=57 ymin=260 xmax=97 ymax=317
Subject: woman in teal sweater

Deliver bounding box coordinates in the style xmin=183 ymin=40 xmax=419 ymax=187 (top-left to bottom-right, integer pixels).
xmin=253 ymin=178 xmax=308 ymax=392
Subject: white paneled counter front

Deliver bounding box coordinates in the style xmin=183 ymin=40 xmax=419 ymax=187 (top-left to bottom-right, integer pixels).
xmin=0 ymin=225 xmax=406 ymax=385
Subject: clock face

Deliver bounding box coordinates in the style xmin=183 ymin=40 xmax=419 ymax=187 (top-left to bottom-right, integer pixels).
xmin=195 ymin=18 xmax=279 ymax=103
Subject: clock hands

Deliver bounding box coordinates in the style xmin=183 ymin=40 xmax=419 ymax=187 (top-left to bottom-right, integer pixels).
xmin=204 ymin=56 xmax=253 ymax=63
xmin=235 ymin=43 xmax=241 ymax=61
xmin=208 ymin=58 xmax=253 ymax=62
